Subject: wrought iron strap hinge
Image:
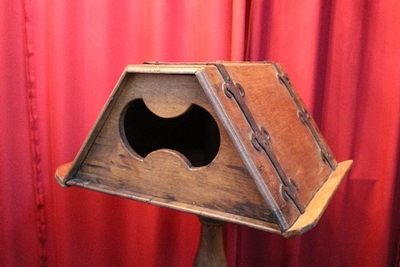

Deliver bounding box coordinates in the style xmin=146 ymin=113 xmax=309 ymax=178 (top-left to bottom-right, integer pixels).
xmin=215 ymin=63 xmax=305 ymax=214
xmin=272 ymin=64 xmax=337 ymax=170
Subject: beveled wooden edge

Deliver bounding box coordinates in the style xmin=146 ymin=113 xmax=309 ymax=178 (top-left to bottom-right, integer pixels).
xmin=283 ymin=160 xmax=353 ymax=238
xmin=60 ymin=71 xmax=131 ymax=187
xmin=195 ymin=67 xmax=289 ymax=230
xmin=54 ymin=161 xmax=281 ymax=234
xmin=125 ymin=65 xmax=202 ymax=75
xmin=124 ymin=62 xmax=276 ymax=76
xmin=55 ymin=162 xmax=73 ymax=187
xmin=54 ymin=160 xmax=352 ymax=237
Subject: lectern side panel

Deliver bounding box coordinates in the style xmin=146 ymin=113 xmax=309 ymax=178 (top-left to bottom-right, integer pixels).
xmin=73 ymin=72 xmax=277 ymax=224
xmin=201 ymin=63 xmax=334 ymax=230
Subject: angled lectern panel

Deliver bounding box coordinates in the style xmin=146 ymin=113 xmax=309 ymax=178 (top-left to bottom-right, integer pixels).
xmin=56 ymin=62 xmax=352 ymax=237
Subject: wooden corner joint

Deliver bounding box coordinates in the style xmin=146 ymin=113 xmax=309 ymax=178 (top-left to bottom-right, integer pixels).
xmin=282 ymin=160 xmax=353 ymax=238
xmin=54 ymin=162 xmax=73 ymax=187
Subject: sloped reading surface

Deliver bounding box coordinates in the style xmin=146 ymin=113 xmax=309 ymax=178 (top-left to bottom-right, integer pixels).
xmin=120 ymin=99 xmax=220 ymax=167
xmin=196 ymin=63 xmax=340 ymax=230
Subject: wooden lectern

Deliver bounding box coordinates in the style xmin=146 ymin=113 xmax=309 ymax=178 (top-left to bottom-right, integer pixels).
xmin=55 ymin=62 xmax=352 ymax=266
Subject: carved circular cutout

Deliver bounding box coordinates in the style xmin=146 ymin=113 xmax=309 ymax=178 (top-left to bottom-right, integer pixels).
xmin=120 ymin=99 xmax=220 ymax=167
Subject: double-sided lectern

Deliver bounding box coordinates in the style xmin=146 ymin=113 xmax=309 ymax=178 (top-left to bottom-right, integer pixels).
xmin=55 ymin=62 xmax=352 ymax=266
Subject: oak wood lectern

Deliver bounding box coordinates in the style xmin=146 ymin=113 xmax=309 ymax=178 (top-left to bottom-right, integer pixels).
xmin=55 ymin=62 xmax=352 ymax=266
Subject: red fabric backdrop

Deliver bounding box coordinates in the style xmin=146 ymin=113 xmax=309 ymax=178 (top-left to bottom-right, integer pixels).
xmin=1 ymin=0 xmax=399 ymax=266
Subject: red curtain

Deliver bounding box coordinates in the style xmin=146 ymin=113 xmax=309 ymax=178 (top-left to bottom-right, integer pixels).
xmin=1 ymin=0 xmax=399 ymax=266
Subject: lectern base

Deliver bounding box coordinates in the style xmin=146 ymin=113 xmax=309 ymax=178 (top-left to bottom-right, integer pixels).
xmin=194 ymin=216 xmax=227 ymax=267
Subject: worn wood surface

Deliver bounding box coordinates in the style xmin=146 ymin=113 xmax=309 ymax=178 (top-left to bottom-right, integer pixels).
xmin=284 ymin=159 xmax=352 ymax=237
xmin=56 ymin=62 xmax=352 ymax=235
xmin=56 ymin=160 xmax=351 ymax=237
xmin=68 ymin=72 xmax=275 ymax=223
xmin=197 ymin=62 xmax=336 ymax=230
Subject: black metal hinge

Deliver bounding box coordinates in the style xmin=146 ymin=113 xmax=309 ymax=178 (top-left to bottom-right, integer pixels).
xmin=215 ymin=63 xmax=305 ymax=214
xmin=271 ymin=64 xmax=337 ymax=170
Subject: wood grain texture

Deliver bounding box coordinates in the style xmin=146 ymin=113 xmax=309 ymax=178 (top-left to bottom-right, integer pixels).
xmin=56 ymin=62 xmax=352 ymax=236
xmin=199 ymin=62 xmax=334 ymax=230
xmin=72 ymin=72 xmax=275 ymax=223
xmin=193 ymin=217 xmax=227 ymax=267
xmin=283 ymin=160 xmax=353 ymax=238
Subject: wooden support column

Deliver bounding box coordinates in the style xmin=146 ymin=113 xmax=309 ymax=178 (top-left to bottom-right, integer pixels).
xmin=193 ymin=216 xmax=227 ymax=267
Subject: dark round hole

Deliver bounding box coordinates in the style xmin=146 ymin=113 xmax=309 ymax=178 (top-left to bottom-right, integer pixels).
xmin=120 ymin=99 xmax=220 ymax=167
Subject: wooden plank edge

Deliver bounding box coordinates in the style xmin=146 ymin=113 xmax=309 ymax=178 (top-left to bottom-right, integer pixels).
xmin=55 ymin=162 xmax=73 ymax=187
xmin=55 ymin=160 xmax=352 ymax=237
xmin=195 ymin=68 xmax=288 ymax=231
xmin=55 ymin=161 xmax=280 ymax=234
xmin=65 ymin=178 xmax=281 ymax=234
xmin=282 ymin=160 xmax=353 ymax=238
xmin=125 ymin=65 xmax=202 ymax=75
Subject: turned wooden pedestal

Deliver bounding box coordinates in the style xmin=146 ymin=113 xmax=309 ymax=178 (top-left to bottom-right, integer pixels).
xmin=194 ymin=216 xmax=227 ymax=267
